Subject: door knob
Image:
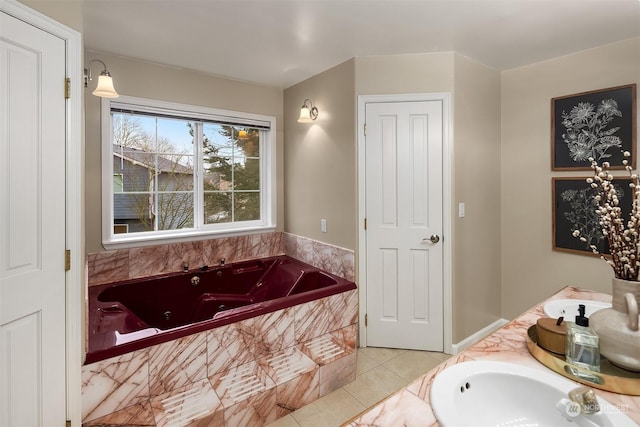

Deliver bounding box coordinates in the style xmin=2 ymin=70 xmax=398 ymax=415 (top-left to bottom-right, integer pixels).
xmin=423 ymin=235 xmax=440 ymax=244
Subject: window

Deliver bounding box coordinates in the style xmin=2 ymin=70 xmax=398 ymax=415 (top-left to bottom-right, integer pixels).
xmin=113 ymin=174 xmax=123 ymax=192
xmin=102 ymin=96 xmax=276 ymax=249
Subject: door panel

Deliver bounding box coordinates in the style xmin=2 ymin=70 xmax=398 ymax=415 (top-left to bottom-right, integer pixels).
xmin=381 ymin=248 xmax=398 ymax=319
xmin=380 ymin=115 xmax=397 ymax=225
xmin=1 ymin=11 xmax=67 ymax=426
xmin=365 ymin=101 xmax=443 ymax=351
xmin=411 ymin=249 xmax=428 ymax=321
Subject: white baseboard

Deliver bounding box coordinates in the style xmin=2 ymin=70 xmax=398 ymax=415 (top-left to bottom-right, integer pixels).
xmin=450 ymin=318 xmax=509 ymax=355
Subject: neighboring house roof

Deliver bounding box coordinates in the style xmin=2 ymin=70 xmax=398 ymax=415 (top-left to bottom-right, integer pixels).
xmin=113 ymin=144 xmax=192 ymax=174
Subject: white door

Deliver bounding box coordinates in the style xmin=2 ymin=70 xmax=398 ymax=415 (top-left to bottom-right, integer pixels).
xmin=365 ymin=100 xmax=444 ymax=351
xmin=1 ymin=11 xmax=67 ymax=426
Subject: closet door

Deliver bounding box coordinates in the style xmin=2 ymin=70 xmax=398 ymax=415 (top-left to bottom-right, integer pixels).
xmin=364 ymin=100 xmax=444 ymax=351
xmin=1 ymin=10 xmax=67 ymax=426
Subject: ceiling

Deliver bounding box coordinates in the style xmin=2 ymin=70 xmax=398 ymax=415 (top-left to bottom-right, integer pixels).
xmin=83 ymin=0 xmax=640 ymax=89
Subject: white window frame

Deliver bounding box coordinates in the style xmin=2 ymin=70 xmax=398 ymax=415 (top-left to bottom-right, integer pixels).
xmin=101 ymin=95 xmax=277 ymax=249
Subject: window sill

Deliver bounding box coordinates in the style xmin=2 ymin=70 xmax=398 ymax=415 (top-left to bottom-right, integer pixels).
xmin=102 ymin=225 xmax=277 ymax=251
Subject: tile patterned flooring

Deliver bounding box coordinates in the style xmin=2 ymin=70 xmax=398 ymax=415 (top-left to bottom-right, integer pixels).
xmin=266 ymin=347 xmax=451 ymax=427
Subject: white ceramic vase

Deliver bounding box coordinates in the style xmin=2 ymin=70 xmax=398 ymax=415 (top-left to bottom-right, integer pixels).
xmin=590 ymin=278 xmax=640 ymax=372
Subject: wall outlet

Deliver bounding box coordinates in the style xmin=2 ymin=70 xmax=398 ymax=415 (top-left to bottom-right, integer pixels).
xmin=321 ymin=219 xmax=327 ymax=233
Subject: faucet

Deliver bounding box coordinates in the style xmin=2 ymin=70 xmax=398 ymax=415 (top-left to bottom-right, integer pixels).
xmin=568 ymin=387 xmax=600 ymax=415
xmin=556 ymin=386 xmax=614 ymax=427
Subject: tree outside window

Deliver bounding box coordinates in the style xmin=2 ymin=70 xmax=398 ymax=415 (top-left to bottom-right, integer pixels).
xmin=111 ymin=112 xmax=262 ymax=234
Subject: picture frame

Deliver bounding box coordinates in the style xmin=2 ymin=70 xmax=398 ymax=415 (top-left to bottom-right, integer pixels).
xmin=551 ymin=84 xmax=636 ymax=171
xmin=552 ymin=177 xmax=633 ymax=256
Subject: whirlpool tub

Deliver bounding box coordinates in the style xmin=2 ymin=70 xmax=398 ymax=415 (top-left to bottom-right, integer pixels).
xmin=86 ymin=255 xmax=356 ymax=364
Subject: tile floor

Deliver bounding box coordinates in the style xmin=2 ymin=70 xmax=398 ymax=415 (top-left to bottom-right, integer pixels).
xmin=266 ymin=347 xmax=451 ymax=427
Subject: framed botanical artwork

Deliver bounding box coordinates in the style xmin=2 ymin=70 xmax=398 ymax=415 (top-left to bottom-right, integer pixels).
xmin=552 ymin=177 xmax=632 ymax=256
xmin=551 ymin=84 xmax=636 ymax=170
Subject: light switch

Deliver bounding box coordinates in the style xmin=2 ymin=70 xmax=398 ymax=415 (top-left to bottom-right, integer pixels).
xmin=458 ymin=203 xmax=465 ymax=218
xmin=321 ymin=219 xmax=327 ymax=232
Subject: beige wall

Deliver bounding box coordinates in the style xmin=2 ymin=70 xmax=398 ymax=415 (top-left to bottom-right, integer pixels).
xmin=501 ymin=38 xmax=640 ymax=319
xmin=452 ymin=54 xmax=502 ymax=342
xmin=84 ymin=51 xmax=284 ymax=253
xmin=355 ymin=53 xmax=455 ymax=95
xmin=283 ymin=59 xmax=356 ymax=250
xmin=353 ymin=53 xmax=502 ymax=343
xmin=19 ymin=0 xmax=82 ymax=32
xmin=353 ymin=52 xmax=457 ymax=283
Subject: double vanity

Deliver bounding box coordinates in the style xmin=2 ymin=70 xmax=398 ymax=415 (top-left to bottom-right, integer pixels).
xmin=345 ymin=286 xmax=640 ymax=426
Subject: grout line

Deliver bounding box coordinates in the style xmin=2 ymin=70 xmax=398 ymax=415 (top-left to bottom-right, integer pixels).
xmin=343 ymin=364 xmax=406 ymax=407
xmin=358 ymin=348 xmax=409 ymax=365
xmin=340 ymin=384 xmax=365 ymax=407
xmin=341 ymin=366 xmax=408 ymax=409
xmin=355 ymin=351 xmax=378 ymax=376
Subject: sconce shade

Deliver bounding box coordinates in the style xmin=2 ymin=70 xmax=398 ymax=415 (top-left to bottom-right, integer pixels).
xmin=85 ymin=59 xmax=119 ymax=98
xmin=297 ymin=99 xmax=318 ymax=123
xmin=92 ymin=73 xmax=119 ymax=98
xmin=298 ymin=107 xmax=313 ymax=123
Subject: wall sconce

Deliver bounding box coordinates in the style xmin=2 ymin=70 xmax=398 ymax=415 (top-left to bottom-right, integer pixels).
xmin=297 ymin=99 xmax=318 ymax=123
xmin=84 ymin=59 xmax=119 ymax=98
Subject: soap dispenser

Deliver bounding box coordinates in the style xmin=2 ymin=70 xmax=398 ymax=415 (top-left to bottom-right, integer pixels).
xmin=565 ymin=304 xmax=600 ymax=372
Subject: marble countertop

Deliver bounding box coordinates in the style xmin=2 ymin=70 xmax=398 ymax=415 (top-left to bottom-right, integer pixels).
xmin=344 ymin=286 xmax=640 ymax=426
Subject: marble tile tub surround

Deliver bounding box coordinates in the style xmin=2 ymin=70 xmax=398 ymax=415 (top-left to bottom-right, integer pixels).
xmin=346 ymin=286 xmax=640 ymax=426
xmin=284 ymin=233 xmax=354 ymax=282
xmin=87 ymin=231 xmax=355 ymax=286
xmin=83 ymin=232 xmax=357 ymax=425
xmin=82 ymin=288 xmax=358 ymax=426
xmin=87 ymin=232 xmax=285 ymax=287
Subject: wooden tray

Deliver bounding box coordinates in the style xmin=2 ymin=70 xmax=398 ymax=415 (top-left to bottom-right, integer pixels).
xmin=526 ymin=325 xmax=640 ymax=395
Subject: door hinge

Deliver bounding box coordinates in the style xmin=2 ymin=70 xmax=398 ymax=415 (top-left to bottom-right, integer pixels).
xmin=364 ymin=218 xmax=367 ymax=230
xmin=364 ymin=313 xmax=368 ymax=327
xmin=65 ymin=249 xmax=71 ymax=271
xmin=64 ymin=77 xmax=71 ymax=99
xmin=66 ymin=420 xmax=71 ymax=427
xmin=364 ymin=123 xmax=367 ymax=136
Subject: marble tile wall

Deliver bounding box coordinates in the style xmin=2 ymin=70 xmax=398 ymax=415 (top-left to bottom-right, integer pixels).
xmin=150 ymin=379 xmax=224 ymax=427
xmin=209 ymin=360 xmax=278 ymax=425
xmin=148 ymin=333 xmax=208 ymax=397
xmin=257 ymin=346 xmax=320 ymax=418
xmin=81 ymin=349 xmax=149 ymax=422
xmin=82 ymin=288 xmax=358 ymax=426
xmin=87 ymin=231 xmax=355 ymax=286
xmin=283 ymin=232 xmax=355 ymax=281
xmin=83 ymin=231 xmax=358 ymax=426
xmin=87 ymin=232 xmax=285 ymax=287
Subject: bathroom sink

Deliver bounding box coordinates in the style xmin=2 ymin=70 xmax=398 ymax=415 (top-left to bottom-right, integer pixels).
xmin=430 ymin=360 xmax=635 ymax=427
xmin=543 ymin=299 xmax=611 ymax=319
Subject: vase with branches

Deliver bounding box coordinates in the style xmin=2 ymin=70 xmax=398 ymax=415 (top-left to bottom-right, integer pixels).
xmin=573 ymin=152 xmax=640 ymax=280
xmin=575 ymin=152 xmax=640 ymax=373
